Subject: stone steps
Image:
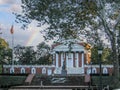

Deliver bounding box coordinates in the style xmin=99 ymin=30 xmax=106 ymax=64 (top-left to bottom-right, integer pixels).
xmin=31 ymin=75 xmax=85 ymax=86
xmin=25 ymin=74 xmax=35 ymax=85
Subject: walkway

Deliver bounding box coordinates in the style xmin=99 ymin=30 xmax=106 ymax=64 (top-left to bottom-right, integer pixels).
xmin=25 ymin=74 xmax=35 ymax=85
xmin=9 ymin=85 xmax=97 ymax=90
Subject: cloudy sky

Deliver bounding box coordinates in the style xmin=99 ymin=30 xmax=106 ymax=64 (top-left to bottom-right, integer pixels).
xmin=0 ymin=0 xmax=51 ymax=48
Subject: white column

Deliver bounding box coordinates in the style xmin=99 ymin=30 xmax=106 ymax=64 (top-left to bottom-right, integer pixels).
xmin=53 ymin=54 xmax=55 ymax=65
xmin=56 ymin=53 xmax=59 ymax=68
xmin=81 ymin=52 xmax=84 ymax=68
xmin=71 ymin=53 xmax=73 ymax=68
xmin=61 ymin=53 xmax=63 ymax=67
xmin=75 ymin=53 xmax=79 ymax=68
xmin=66 ymin=52 xmax=68 ymax=68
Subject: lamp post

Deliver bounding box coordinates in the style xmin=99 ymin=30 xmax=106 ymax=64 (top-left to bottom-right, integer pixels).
xmin=98 ymin=46 xmax=103 ymax=90
xmin=90 ymin=62 xmax=92 ymax=86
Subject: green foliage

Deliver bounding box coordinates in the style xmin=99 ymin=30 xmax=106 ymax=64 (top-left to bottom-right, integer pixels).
xmin=0 ymin=38 xmax=12 ymax=64
xmin=16 ymin=0 xmax=120 ymax=47
xmin=92 ymin=76 xmax=113 ymax=86
xmin=14 ymin=42 xmax=52 ymax=65
xmin=16 ymin=0 xmax=120 ymax=46
xmin=91 ymin=46 xmax=112 ymax=64
xmin=36 ymin=42 xmax=51 ymax=65
xmin=91 ymin=46 xmax=98 ymax=64
xmin=15 ymin=46 xmax=36 ymax=65
xmin=16 ymin=0 xmax=100 ymax=41
xmin=0 ymin=38 xmax=9 ymax=48
xmin=102 ymin=48 xmax=112 ymax=64
xmin=0 ymin=75 xmax=27 ymax=86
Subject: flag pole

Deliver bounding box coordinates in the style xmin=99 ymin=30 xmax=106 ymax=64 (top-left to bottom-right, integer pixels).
xmin=10 ymin=25 xmax=14 ymax=66
xmin=12 ymin=31 xmax=14 ymax=66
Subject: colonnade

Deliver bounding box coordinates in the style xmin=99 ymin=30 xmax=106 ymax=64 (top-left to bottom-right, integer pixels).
xmin=54 ymin=51 xmax=85 ymax=68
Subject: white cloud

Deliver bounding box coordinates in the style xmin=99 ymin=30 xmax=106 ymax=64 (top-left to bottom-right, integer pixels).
xmin=10 ymin=3 xmax=22 ymax=13
xmin=0 ymin=0 xmax=22 ymax=13
xmin=0 ymin=0 xmax=15 ymax=5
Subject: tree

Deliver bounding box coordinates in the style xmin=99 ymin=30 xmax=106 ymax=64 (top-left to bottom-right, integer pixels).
xmin=14 ymin=45 xmax=36 ymax=65
xmin=91 ymin=46 xmax=98 ymax=64
xmin=14 ymin=45 xmax=23 ymax=64
xmin=36 ymin=42 xmax=51 ymax=65
xmin=89 ymin=1 xmax=120 ymax=87
xmin=91 ymin=46 xmax=112 ymax=64
xmin=14 ymin=43 xmax=52 ymax=65
xmin=21 ymin=46 xmax=36 ymax=64
xmin=16 ymin=0 xmax=120 ymax=87
xmin=16 ymin=0 xmax=94 ymax=40
xmin=0 ymin=38 xmax=12 ymax=73
xmin=0 ymin=38 xmax=12 ymax=64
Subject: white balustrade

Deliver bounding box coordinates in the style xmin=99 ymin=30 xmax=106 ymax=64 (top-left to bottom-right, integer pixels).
xmin=67 ymin=67 xmax=84 ymax=74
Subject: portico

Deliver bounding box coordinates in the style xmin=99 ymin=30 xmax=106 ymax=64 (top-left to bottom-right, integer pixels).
xmin=52 ymin=43 xmax=85 ymax=75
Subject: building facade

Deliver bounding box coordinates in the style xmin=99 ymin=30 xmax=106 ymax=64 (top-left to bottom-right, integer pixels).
xmin=52 ymin=43 xmax=86 ymax=75
xmin=3 ymin=42 xmax=113 ymax=76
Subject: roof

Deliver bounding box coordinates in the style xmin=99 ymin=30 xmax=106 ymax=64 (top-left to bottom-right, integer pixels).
xmin=52 ymin=43 xmax=85 ymax=52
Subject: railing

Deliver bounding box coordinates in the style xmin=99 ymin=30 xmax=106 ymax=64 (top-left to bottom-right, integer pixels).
xmin=54 ymin=68 xmax=62 ymax=74
xmin=54 ymin=67 xmax=84 ymax=74
xmin=3 ymin=65 xmax=55 ymax=68
xmin=67 ymin=67 xmax=84 ymax=74
xmin=85 ymin=65 xmax=113 ymax=68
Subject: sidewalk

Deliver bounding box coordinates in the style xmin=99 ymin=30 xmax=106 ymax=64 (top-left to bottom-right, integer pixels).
xmin=9 ymin=85 xmax=97 ymax=90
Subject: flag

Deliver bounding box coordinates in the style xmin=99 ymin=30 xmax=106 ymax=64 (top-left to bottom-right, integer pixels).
xmin=10 ymin=25 xmax=14 ymax=34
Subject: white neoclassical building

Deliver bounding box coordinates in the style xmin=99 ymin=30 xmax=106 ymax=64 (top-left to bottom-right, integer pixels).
xmin=52 ymin=42 xmax=89 ymax=75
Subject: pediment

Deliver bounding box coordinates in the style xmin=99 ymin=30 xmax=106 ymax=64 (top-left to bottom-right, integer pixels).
xmin=53 ymin=44 xmax=84 ymax=52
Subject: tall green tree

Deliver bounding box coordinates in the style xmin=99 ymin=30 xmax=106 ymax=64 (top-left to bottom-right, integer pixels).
xmin=16 ymin=0 xmax=120 ymax=87
xmin=0 ymin=38 xmax=12 ymax=73
xmin=14 ymin=43 xmax=52 ymax=65
xmin=14 ymin=45 xmax=36 ymax=65
xmin=36 ymin=42 xmax=51 ymax=65
xmin=0 ymin=38 xmax=12 ymax=64
xmin=89 ymin=1 xmax=120 ymax=86
xmin=91 ymin=46 xmax=112 ymax=64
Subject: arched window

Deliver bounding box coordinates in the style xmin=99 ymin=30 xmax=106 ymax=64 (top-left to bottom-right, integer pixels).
xmin=21 ymin=68 xmax=25 ymax=74
xmin=86 ymin=68 xmax=91 ymax=75
xmin=42 ymin=67 xmax=46 ymax=74
xmin=103 ymin=68 xmax=108 ymax=74
xmin=92 ymin=68 xmax=97 ymax=74
xmin=10 ymin=67 xmax=14 ymax=73
xmin=47 ymin=69 xmax=52 ymax=75
xmin=31 ymin=67 xmax=36 ymax=74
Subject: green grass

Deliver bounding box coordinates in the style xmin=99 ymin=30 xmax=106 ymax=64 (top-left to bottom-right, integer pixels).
xmin=0 ymin=75 xmax=27 ymax=87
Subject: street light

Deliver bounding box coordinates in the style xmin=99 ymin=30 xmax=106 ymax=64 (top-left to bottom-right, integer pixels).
xmin=98 ymin=45 xmax=103 ymax=90
xmin=90 ymin=62 xmax=92 ymax=87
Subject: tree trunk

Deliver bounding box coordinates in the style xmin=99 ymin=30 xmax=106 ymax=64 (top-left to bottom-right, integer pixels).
xmin=111 ymin=39 xmax=119 ymax=88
